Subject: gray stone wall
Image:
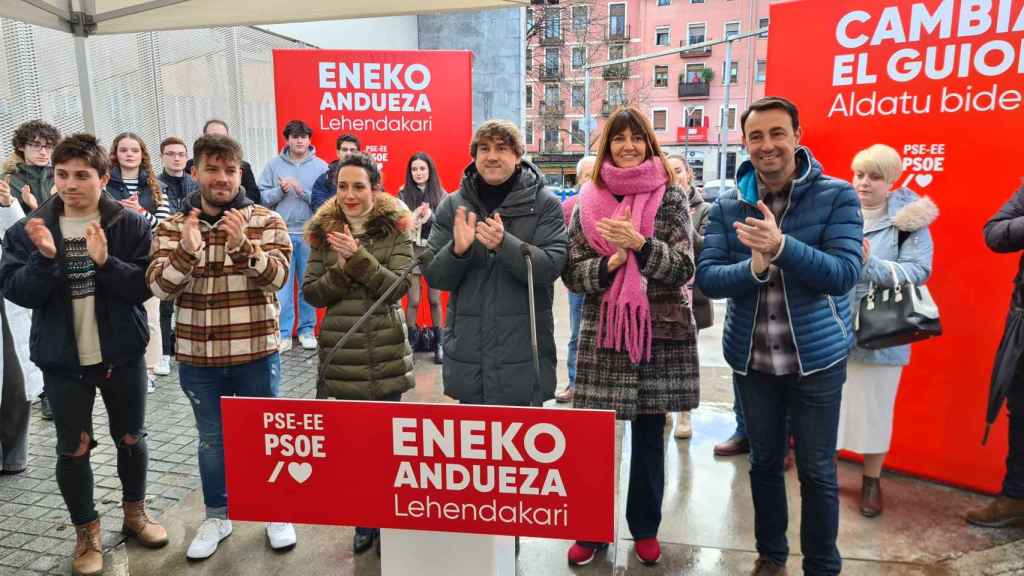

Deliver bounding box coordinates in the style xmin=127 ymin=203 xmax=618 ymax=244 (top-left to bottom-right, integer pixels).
xmin=417 ymin=8 xmax=523 ymax=129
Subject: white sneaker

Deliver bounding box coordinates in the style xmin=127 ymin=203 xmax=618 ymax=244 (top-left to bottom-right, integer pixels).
xmin=266 ymin=522 xmax=297 ymax=550
xmin=154 ymin=355 xmax=171 ymax=376
xmin=298 ymin=333 xmax=317 ymax=350
xmin=279 ymin=338 xmax=293 ymax=353
xmin=147 ymin=374 xmax=156 ymax=394
xmin=187 ymin=518 xmax=232 ymax=560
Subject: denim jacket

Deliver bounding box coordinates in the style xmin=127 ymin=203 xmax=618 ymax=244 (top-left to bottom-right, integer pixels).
xmin=849 ymin=187 xmax=938 ymax=366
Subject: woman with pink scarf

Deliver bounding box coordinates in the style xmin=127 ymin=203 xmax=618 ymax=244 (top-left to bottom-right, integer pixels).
xmin=563 ymin=108 xmax=700 ymax=567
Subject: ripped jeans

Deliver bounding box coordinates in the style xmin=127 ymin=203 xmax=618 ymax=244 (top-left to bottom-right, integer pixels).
xmin=179 ymin=353 xmax=281 ymax=518
xmin=43 ymin=356 xmax=149 ymax=526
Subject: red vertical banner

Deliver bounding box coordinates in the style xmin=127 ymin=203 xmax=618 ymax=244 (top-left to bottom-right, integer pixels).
xmin=767 ymin=0 xmax=1024 ymax=493
xmin=272 ymin=49 xmax=473 ymax=194
xmin=273 ymin=49 xmax=473 ymax=328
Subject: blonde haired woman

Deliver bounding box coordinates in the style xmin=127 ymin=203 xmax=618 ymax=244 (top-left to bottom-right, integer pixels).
xmin=837 ymin=144 xmax=938 ymax=517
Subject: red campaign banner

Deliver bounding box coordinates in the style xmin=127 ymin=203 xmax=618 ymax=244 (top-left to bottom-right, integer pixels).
xmin=272 ymin=49 xmax=471 ymax=328
xmin=222 ymin=398 xmax=616 ymax=542
xmin=272 ymin=49 xmax=473 ymax=195
xmin=768 ymin=0 xmax=1024 ymax=493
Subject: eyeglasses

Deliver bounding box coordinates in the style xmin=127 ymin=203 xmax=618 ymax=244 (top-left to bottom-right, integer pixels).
xmin=162 ymin=151 xmax=187 ymax=158
xmin=26 ymin=142 xmax=54 ymax=152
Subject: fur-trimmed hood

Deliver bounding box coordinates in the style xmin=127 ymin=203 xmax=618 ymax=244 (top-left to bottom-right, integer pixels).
xmin=305 ymin=192 xmax=413 ymax=248
xmin=881 ymin=187 xmax=940 ymax=233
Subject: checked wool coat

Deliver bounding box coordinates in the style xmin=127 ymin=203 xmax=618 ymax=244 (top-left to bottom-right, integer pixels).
xmin=562 ymin=185 xmax=700 ymax=420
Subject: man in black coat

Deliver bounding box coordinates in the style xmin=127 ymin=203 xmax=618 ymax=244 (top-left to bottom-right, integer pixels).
xmin=184 ymin=119 xmax=260 ymax=205
xmin=0 ymin=133 xmax=167 ymax=574
xmin=973 ymin=185 xmax=1024 ymax=527
xmin=422 ymin=119 xmax=567 ymax=407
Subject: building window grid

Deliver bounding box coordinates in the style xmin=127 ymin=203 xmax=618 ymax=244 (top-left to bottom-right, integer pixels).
xmin=654 ymin=65 xmax=669 ymax=88
xmin=719 ymin=105 xmax=738 ymax=131
xmin=572 ymin=84 xmax=585 ymax=108
xmin=688 ymin=23 xmax=706 ymax=45
xmin=572 ymin=45 xmax=586 ymax=70
xmin=655 ymin=26 xmax=671 ymax=47
xmin=572 ymin=5 xmax=589 ymax=32
xmin=652 ymin=109 xmax=668 ymax=131
xmin=756 ymin=60 xmax=767 ymax=83
xmin=723 ymin=60 xmax=739 ymax=85
xmin=725 ymin=21 xmax=741 ymax=39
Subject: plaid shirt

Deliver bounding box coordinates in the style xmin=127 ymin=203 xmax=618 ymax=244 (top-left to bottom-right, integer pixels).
xmin=147 ymin=204 xmax=291 ymax=367
xmin=749 ymin=177 xmax=799 ymax=376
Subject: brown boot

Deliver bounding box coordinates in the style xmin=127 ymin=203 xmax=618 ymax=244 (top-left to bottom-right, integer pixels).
xmin=72 ymin=519 xmax=103 ymax=576
xmin=860 ymin=476 xmax=883 ymax=518
xmin=122 ymin=500 xmax=169 ymax=548
xmin=750 ymin=556 xmax=788 ymax=575
xmin=966 ymin=495 xmax=1024 ymax=527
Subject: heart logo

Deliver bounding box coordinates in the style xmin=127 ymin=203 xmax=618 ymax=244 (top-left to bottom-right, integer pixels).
xmin=287 ymin=462 xmax=313 ymax=484
xmin=915 ymin=174 xmax=934 ymax=188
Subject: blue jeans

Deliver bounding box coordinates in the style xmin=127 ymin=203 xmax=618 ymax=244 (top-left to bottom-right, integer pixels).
xmin=179 ymin=353 xmax=281 ymax=517
xmin=279 ymin=232 xmax=316 ymax=339
xmin=735 ymin=361 xmax=846 ymax=576
xmin=566 ymin=291 xmax=584 ymax=388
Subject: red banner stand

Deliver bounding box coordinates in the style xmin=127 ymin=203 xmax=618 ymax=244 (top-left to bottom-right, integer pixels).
xmin=222 ymin=398 xmax=616 ymax=573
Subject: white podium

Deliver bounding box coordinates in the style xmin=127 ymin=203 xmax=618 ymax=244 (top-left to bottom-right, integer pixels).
xmin=380 ymin=529 xmax=516 ymax=576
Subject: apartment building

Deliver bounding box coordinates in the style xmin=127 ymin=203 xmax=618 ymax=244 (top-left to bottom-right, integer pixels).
xmin=524 ymin=0 xmax=770 ymax=186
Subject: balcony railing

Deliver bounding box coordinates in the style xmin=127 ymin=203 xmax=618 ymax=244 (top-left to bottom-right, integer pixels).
xmin=542 ymin=140 xmax=564 ymax=153
xmin=540 ymin=32 xmax=565 ymax=46
xmin=602 ymin=63 xmax=629 ymax=80
xmin=676 ymin=122 xmax=709 ymax=143
xmin=679 ymin=38 xmax=712 ymax=58
xmin=606 ymin=23 xmax=630 ymax=42
xmin=678 ymin=80 xmax=710 ymax=98
xmin=601 ymin=100 xmax=625 ymax=117
xmin=539 ymin=65 xmax=562 ymax=81
xmin=540 ymin=100 xmax=565 ymax=118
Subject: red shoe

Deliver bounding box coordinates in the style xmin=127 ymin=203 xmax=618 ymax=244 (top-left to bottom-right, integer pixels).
xmin=567 ymin=542 xmax=607 ymax=566
xmin=634 ymin=538 xmax=661 ymax=565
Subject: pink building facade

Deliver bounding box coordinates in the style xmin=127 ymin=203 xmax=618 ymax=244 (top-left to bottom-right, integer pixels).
xmin=524 ymin=0 xmax=645 ymax=187
xmin=638 ymin=0 xmax=770 ymax=183
xmin=524 ymin=0 xmax=770 ymax=187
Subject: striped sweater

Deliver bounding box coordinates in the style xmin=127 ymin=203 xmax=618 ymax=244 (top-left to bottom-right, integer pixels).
xmin=147 ymin=199 xmax=292 ymax=367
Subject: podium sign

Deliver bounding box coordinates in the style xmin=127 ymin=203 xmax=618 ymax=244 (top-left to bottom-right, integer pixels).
xmin=223 ymin=398 xmax=616 ymax=542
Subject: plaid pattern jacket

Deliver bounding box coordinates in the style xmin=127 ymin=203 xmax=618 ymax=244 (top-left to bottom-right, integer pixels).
xmin=562 ymin=185 xmax=700 ymax=420
xmin=147 ymin=202 xmax=291 ymax=367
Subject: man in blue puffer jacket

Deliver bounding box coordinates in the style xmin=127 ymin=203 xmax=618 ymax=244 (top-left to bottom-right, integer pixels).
xmin=696 ymin=97 xmax=863 ymax=576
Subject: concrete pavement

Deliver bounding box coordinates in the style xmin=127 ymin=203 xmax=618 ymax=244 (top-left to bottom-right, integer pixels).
xmin=1 ymin=295 xmax=1022 ymax=575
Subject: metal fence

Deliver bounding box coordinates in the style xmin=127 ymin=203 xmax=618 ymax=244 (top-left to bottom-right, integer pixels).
xmin=0 ymin=18 xmax=313 ymax=173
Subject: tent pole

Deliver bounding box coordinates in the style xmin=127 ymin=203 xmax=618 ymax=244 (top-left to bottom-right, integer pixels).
xmin=74 ymin=35 xmax=97 ymax=134
xmin=72 ymin=0 xmax=97 ymax=134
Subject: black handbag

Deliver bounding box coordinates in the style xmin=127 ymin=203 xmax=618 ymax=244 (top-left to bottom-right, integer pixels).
xmin=855 ymin=261 xmax=942 ymax=349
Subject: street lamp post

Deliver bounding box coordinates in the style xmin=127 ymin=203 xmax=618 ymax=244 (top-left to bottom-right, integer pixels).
xmin=718 ymin=39 xmax=733 ymax=183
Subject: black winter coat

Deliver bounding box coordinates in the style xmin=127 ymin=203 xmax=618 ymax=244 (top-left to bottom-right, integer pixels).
xmin=0 ymin=195 xmax=152 ymax=373
xmin=423 ymin=160 xmax=568 ymax=406
xmin=984 ymin=186 xmax=1024 ymax=309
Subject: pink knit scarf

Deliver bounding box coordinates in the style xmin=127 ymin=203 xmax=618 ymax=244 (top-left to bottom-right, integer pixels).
xmin=579 ymin=158 xmax=667 ymax=364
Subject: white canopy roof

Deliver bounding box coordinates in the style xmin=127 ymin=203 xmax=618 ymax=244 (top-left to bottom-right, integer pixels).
xmin=1 ymin=0 xmax=527 ymax=36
